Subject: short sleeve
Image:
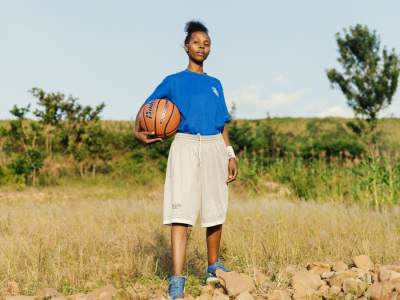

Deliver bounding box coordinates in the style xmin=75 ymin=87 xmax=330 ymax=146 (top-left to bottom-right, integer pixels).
xmin=218 ymin=83 xmax=231 ymax=123
xmin=145 ymin=77 xmax=171 ymax=104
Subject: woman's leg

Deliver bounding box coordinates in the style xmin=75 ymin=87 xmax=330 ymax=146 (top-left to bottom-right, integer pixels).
xmin=206 ymin=224 xmax=222 ymax=266
xmin=171 ymin=223 xmax=188 ymax=276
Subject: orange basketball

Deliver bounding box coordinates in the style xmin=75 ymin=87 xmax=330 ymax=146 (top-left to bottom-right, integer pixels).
xmin=139 ymin=99 xmax=181 ymax=139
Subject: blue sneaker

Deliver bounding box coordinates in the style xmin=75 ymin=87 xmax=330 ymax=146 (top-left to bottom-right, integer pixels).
xmin=167 ymin=276 xmax=188 ymax=300
xmin=207 ymin=259 xmax=231 ymax=284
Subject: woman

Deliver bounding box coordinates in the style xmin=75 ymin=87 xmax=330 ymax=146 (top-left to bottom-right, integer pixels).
xmin=134 ymin=20 xmax=238 ymax=300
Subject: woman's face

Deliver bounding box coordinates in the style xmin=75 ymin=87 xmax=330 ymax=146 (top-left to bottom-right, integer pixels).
xmin=185 ymin=31 xmax=210 ymax=62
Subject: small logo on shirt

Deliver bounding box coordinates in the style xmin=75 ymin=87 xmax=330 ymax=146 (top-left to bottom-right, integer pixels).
xmin=212 ymin=87 xmax=219 ymax=97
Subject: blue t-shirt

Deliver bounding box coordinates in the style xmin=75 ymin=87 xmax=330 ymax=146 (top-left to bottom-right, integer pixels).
xmin=145 ymin=69 xmax=231 ymax=136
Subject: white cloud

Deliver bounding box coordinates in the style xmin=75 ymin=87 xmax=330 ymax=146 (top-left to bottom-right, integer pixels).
xmin=317 ymin=106 xmax=354 ymax=118
xmin=272 ymin=75 xmax=290 ymax=84
xmin=227 ymin=85 xmax=312 ymax=111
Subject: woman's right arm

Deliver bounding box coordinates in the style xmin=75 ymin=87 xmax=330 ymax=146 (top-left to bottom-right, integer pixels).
xmin=134 ymin=104 xmax=163 ymax=146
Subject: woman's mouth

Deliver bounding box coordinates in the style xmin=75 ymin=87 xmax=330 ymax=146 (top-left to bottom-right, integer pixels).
xmin=197 ymin=52 xmax=205 ymax=56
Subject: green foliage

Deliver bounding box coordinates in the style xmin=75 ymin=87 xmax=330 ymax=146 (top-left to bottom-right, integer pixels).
xmin=326 ymin=24 xmax=400 ymax=142
xmin=9 ymin=148 xmax=47 ymax=185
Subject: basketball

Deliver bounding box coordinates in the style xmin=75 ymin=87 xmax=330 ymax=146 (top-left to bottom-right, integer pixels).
xmin=139 ymin=99 xmax=181 ymax=139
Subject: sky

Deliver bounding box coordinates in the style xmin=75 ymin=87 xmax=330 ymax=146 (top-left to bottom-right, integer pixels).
xmin=1 ymin=0 xmax=400 ymax=121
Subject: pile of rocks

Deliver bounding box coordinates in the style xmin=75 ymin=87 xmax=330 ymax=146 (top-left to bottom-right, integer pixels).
xmin=1 ymin=255 xmax=400 ymax=300
xmin=269 ymin=255 xmax=400 ymax=300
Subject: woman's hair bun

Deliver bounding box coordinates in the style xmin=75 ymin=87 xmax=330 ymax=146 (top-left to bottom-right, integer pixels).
xmin=184 ymin=20 xmax=208 ymax=35
xmin=184 ymin=20 xmax=209 ymax=45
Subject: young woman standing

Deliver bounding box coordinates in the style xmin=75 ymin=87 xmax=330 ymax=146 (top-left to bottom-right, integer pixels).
xmin=134 ymin=21 xmax=238 ymax=300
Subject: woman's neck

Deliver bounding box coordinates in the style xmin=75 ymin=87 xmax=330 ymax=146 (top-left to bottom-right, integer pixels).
xmin=187 ymin=60 xmax=205 ymax=74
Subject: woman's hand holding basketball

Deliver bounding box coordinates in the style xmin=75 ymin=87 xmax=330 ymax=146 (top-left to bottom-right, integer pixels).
xmin=226 ymin=158 xmax=238 ymax=184
xmin=134 ymin=131 xmax=162 ymax=146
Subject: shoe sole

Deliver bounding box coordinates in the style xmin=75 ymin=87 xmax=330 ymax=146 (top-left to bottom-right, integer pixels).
xmin=207 ymin=277 xmax=219 ymax=284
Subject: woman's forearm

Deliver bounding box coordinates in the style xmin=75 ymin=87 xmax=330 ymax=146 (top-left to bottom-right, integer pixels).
xmin=135 ymin=104 xmax=145 ymax=133
xmin=221 ymin=125 xmax=231 ymax=147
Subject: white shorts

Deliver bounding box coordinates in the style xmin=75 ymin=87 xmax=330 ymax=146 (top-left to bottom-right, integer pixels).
xmin=163 ymin=133 xmax=229 ymax=227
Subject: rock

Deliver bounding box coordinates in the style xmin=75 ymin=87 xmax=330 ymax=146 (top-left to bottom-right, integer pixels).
xmin=211 ymin=289 xmax=225 ymax=299
xmin=373 ymin=265 xmax=386 ymax=275
xmin=309 ymin=262 xmax=331 ymax=275
xmin=245 ymin=267 xmax=268 ymax=285
xmin=344 ymin=294 xmax=357 ymax=300
xmin=267 ymin=290 xmax=292 ymax=300
xmin=393 ymin=260 xmax=400 ymax=267
xmin=216 ymin=270 xmax=255 ymax=298
xmin=291 ymin=272 xmax=321 ymax=290
xmin=38 ymin=288 xmax=63 ymax=299
xmin=372 ymin=273 xmax=379 ymax=283
xmin=236 ymin=292 xmax=254 ymax=300
xmin=342 ymin=278 xmax=367 ymax=297
xmin=321 ymin=272 xmax=335 ymax=279
xmin=199 ymin=286 xmax=213 ymax=294
xmin=280 ymin=266 xmax=306 ymax=278
xmin=390 ymin=273 xmax=400 ymax=285
xmin=1 ymin=282 xmax=20 ymax=298
xmin=329 ymin=262 xmax=336 ymax=268
xmin=395 ymin=284 xmax=400 ymax=293
xmin=366 ymin=282 xmax=394 ymax=300
xmin=3 ymin=297 xmax=34 ymax=300
xmin=322 ymin=286 xmax=342 ymax=300
xmin=292 ymin=289 xmax=321 ymax=300
xmin=52 ymin=297 xmax=68 ymax=300
xmin=195 ymin=294 xmax=212 ymax=300
xmin=66 ymin=293 xmax=86 ymax=300
xmin=351 ymin=268 xmax=373 ymax=283
xmin=84 ymin=283 xmax=98 ymax=291
xmin=380 ymin=270 xmax=400 ymax=282
xmin=319 ymin=285 xmax=330 ymax=293
xmin=352 ymin=255 xmax=374 ymax=270
xmin=328 ymin=270 xmax=358 ymax=287
xmin=391 ymin=292 xmax=399 ymax=300
xmin=213 ymin=296 xmax=228 ymax=300
xmin=86 ymin=285 xmax=118 ymax=300
xmin=332 ymin=262 xmax=349 ymax=272
xmin=359 ymin=297 xmax=368 ymax=300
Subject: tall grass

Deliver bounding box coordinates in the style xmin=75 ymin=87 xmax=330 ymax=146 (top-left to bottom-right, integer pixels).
xmin=1 ymin=194 xmax=400 ymax=296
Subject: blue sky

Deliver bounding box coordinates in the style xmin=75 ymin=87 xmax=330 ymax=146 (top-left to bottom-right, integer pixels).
xmin=1 ymin=0 xmax=400 ymax=120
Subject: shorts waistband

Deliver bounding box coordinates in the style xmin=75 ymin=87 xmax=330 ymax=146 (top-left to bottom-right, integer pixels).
xmin=174 ymin=133 xmax=223 ymax=143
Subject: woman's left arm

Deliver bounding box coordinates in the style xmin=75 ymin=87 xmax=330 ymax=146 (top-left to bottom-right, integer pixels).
xmin=222 ymin=126 xmax=238 ymax=183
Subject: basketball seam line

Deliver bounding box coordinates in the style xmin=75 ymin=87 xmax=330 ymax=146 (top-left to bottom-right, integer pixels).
xmin=165 ymin=122 xmax=180 ymax=135
xmin=154 ymin=99 xmax=161 ymax=138
xmin=164 ymin=100 xmax=174 ymax=137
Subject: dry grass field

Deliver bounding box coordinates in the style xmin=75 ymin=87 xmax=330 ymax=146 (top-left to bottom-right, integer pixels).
xmin=1 ymin=186 xmax=400 ymax=296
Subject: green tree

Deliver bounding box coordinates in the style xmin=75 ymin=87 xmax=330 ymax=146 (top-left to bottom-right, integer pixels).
xmin=7 ymin=105 xmax=47 ymax=185
xmin=326 ymin=24 xmax=399 ymax=145
xmin=30 ymin=88 xmax=64 ymax=154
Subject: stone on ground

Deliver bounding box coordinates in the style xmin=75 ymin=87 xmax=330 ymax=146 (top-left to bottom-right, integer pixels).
xmin=199 ymin=286 xmax=213 ymax=294
xmin=85 ymin=285 xmax=118 ymax=300
xmin=321 ymin=272 xmax=334 ymax=279
xmin=366 ymin=282 xmax=394 ymax=300
xmin=290 ymin=272 xmax=321 ymax=290
xmin=292 ymin=289 xmax=321 ymax=300
xmin=280 ymin=266 xmax=306 ymax=279
xmin=213 ymin=296 xmax=228 ymax=300
xmin=236 ymin=292 xmax=254 ymax=300
xmin=195 ymin=294 xmax=212 ymax=300
xmin=211 ymin=289 xmax=225 ymax=299
xmin=216 ymin=270 xmax=255 ymax=298
xmin=1 ymin=282 xmax=20 ymax=299
xmin=38 ymin=288 xmax=63 ymax=299
xmin=3 ymin=297 xmax=35 ymax=300
xmin=352 ymin=255 xmax=374 ymax=270
xmin=342 ymin=278 xmax=367 ymax=296
xmin=328 ymin=270 xmax=358 ymax=287
xmin=136 ymin=292 xmax=150 ymax=300
xmin=332 ymin=261 xmax=349 ymax=272
xmin=52 ymin=297 xmax=68 ymax=300
xmin=267 ymin=290 xmax=292 ymax=300
xmin=322 ymin=286 xmax=342 ymax=300
xmin=309 ymin=262 xmax=331 ymax=275
xmin=380 ymin=270 xmax=400 ymax=282
xmin=392 ymin=260 xmax=400 ymax=266
xmin=319 ymin=285 xmax=330 ymax=293
xmin=391 ymin=292 xmax=399 ymax=300
xmin=66 ymin=293 xmax=86 ymax=300
xmin=245 ymin=267 xmax=268 ymax=285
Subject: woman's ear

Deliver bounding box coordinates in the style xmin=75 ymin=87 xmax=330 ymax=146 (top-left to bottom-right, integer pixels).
xmin=184 ymin=43 xmax=189 ymax=53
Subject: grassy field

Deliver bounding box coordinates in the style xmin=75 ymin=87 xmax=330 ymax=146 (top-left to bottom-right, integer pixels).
xmin=1 ymin=187 xmax=400 ymax=297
